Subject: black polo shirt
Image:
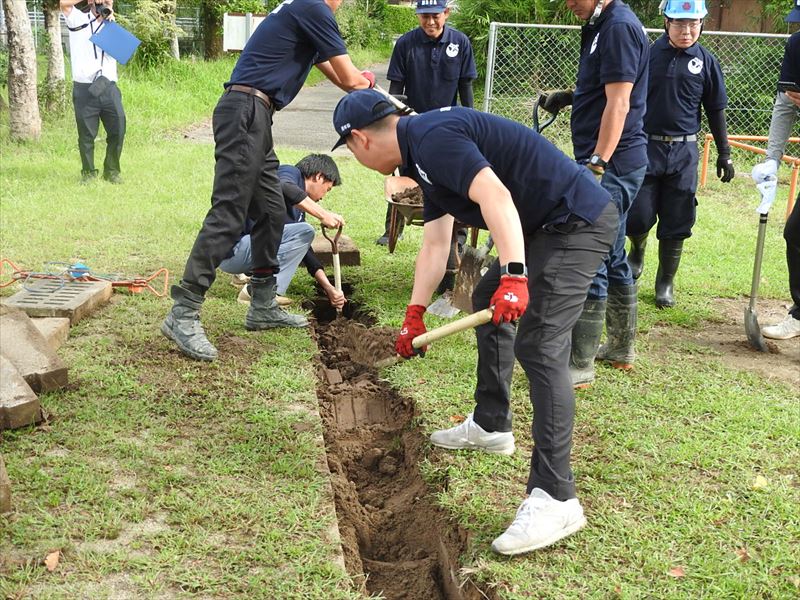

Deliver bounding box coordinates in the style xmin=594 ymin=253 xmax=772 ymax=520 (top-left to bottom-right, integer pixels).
xmin=644 ymin=34 xmax=727 ymax=136
xmin=395 ymin=108 xmax=611 ymax=235
xmin=571 ymin=0 xmax=649 ymax=172
xmin=780 ymin=31 xmax=800 ymax=85
xmin=226 ymin=0 xmax=347 ymax=110
xmin=387 ymin=25 xmax=477 ymax=113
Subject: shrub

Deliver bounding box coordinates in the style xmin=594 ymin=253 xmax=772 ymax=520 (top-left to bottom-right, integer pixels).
xmin=383 ymin=4 xmax=417 ymax=35
xmin=118 ymin=0 xmax=182 ymax=71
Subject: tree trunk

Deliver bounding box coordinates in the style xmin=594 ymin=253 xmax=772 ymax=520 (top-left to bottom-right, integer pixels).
xmin=2 ymin=0 xmax=42 ymax=141
xmin=43 ymin=2 xmax=65 ymax=85
xmin=201 ymin=0 xmax=223 ymax=60
xmin=165 ymin=0 xmax=180 ymax=60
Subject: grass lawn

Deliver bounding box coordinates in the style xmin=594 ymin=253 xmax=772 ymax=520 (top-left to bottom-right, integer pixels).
xmin=1 ymin=52 xmax=799 ymax=599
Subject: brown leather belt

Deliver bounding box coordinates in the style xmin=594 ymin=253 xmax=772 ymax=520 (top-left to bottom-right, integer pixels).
xmin=227 ymin=84 xmax=272 ymax=110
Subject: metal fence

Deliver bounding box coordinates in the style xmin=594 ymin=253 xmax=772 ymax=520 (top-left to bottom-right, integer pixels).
xmin=482 ymin=23 xmax=791 ymax=150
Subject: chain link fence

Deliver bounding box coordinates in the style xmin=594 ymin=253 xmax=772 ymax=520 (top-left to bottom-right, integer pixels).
xmin=482 ymin=23 xmax=791 ymax=152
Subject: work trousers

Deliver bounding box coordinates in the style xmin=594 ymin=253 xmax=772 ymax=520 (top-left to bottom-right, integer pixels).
xmin=72 ymin=81 xmax=126 ymax=177
xmin=627 ymin=140 xmax=699 ymax=240
xmin=181 ymin=90 xmax=284 ymax=295
xmin=219 ymin=222 xmax=316 ymax=295
xmin=471 ymin=202 xmax=617 ymax=500
xmin=786 ymin=197 xmax=800 ymax=319
xmin=588 ymin=165 xmax=646 ymax=300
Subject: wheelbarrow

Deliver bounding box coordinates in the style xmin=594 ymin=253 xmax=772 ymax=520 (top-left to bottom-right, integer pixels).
xmin=384 ymin=175 xmax=424 ymax=254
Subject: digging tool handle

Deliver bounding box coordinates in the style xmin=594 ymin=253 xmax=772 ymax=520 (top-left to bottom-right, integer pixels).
xmin=412 ymin=308 xmax=493 ymax=349
xmin=749 ymin=213 xmax=768 ymax=311
xmin=322 ymin=224 xmax=344 ymax=312
xmin=374 ymin=85 xmax=418 ymax=116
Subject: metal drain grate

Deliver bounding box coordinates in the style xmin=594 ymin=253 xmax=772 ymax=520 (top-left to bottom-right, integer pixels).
xmin=2 ymin=279 xmax=112 ymax=323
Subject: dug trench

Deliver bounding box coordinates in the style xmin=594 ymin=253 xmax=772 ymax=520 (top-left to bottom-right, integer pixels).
xmin=304 ymin=286 xmax=495 ymax=600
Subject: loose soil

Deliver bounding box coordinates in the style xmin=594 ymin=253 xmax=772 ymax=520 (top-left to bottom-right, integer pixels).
xmin=307 ymin=296 xmax=494 ymax=600
xmin=645 ymin=297 xmax=799 ymax=389
xmin=391 ymin=186 xmax=424 ymax=207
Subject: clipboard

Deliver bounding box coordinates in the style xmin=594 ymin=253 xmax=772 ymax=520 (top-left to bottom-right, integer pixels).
xmin=89 ymin=21 xmax=141 ymax=65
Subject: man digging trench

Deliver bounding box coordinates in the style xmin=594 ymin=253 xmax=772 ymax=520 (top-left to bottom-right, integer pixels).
xmin=331 ymin=89 xmax=616 ymax=555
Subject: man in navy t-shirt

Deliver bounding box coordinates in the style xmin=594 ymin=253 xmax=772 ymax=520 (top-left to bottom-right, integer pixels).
xmin=627 ymin=0 xmax=733 ymax=310
xmin=332 ymin=89 xmax=617 ymax=555
xmin=376 ymin=0 xmax=478 ymax=299
xmin=541 ymin=0 xmax=649 ymax=388
xmin=162 ymin=0 xmax=373 ymax=362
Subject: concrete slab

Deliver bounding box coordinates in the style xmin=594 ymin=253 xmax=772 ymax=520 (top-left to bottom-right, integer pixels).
xmin=0 ymin=306 xmax=68 ymax=393
xmin=323 ymin=368 xmax=343 ymax=385
xmin=311 ymin=234 xmax=361 ymax=267
xmin=0 ymin=454 xmax=10 ymax=513
xmin=31 ymin=318 xmax=71 ymax=351
xmin=2 ymin=279 xmax=112 ymax=324
xmin=0 ymin=355 xmax=42 ymax=430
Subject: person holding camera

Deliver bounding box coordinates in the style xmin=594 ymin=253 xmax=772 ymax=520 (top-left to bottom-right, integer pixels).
xmin=61 ymin=0 xmax=126 ymax=184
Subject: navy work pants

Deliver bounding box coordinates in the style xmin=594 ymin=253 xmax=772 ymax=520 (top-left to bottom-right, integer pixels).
xmin=181 ymin=90 xmax=284 ymax=295
xmin=72 ymin=81 xmax=126 ymax=177
xmin=471 ymin=202 xmax=617 ymax=500
xmin=786 ymin=197 xmax=800 ymax=319
xmin=627 ymin=140 xmax=699 ymax=240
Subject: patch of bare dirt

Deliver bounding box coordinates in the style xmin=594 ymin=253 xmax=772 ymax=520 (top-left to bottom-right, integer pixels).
xmin=181 ymin=118 xmax=213 ymax=144
xmin=391 ymin=185 xmax=424 ymax=206
xmin=646 ymin=297 xmax=799 ymax=389
xmin=310 ymin=303 xmax=495 ymax=600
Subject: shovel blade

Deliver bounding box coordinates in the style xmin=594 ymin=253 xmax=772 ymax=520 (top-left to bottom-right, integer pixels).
xmin=452 ymin=248 xmax=493 ymax=313
xmin=744 ymin=307 xmax=769 ymax=352
xmin=426 ymin=291 xmax=461 ymax=319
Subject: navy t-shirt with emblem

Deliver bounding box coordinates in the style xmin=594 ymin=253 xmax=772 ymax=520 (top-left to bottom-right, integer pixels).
xmin=396 ymin=108 xmax=612 ymax=235
xmin=780 ymin=31 xmax=800 ymax=85
xmin=387 ymin=25 xmax=477 ymax=113
xmin=644 ymin=34 xmax=727 ymax=136
xmin=571 ymin=0 xmax=649 ymax=172
xmin=226 ymin=0 xmax=347 ymax=110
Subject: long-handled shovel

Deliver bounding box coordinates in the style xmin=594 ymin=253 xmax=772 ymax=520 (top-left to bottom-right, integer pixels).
xmin=322 ymin=224 xmax=343 ymax=314
xmin=744 ymin=176 xmax=778 ymax=352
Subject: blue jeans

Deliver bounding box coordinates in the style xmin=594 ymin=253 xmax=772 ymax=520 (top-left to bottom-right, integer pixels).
xmin=587 ymin=164 xmax=647 ymax=300
xmin=219 ymin=222 xmax=315 ymax=295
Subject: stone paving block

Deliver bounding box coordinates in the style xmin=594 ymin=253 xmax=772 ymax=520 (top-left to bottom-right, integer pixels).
xmin=2 ymin=279 xmax=112 ymax=324
xmin=0 ymin=455 xmax=10 ymax=513
xmin=333 ymin=396 xmax=356 ymax=430
xmin=311 ymin=234 xmax=361 ymax=267
xmin=323 ymin=368 xmax=343 ymax=385
xmin=31 ymin=317 xmax=71 ymax=351
xmin=0 ymin=306 xmax=68 ymax=393
xmin=0 ymin=355 xmax=41 ymax=431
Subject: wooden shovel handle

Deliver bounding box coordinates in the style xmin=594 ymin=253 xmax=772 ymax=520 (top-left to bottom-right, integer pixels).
xmin=412 ymin=308 xmax=493 ymax=349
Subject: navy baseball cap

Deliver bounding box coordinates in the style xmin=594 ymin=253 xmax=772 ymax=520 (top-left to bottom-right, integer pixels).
xmin=331 ymin=89 xmax=399 ymax=150
xmin=416 ymin=0 xmax=447 ymax=14
xmin=787 ymin=0 xmax=800 ymax=22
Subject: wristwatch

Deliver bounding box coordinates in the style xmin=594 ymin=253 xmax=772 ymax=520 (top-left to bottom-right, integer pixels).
xmin=500 ymin=262 xmax=528 ymax=278
xmin=588 ymin=153 xmax=608 ymax=170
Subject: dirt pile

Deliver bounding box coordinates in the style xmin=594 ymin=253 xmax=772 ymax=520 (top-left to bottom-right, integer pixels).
xmin=391 ymin=186 xmax=423 ymax=206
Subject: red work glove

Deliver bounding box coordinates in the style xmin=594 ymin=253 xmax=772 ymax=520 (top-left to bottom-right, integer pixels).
xmin=490 ymin=276 xmax=529 ymax=325
xmin=395 ymin=304 xmax=427 ymax=359
xmin=361 ymin=70 xmax=376 ymax=88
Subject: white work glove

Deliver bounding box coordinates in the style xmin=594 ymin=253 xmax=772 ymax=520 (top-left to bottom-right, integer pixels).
xmin=751 ymin=159 xmax=778 ymax=184
xmin=755 ymin=176 xmax=778 ymax=215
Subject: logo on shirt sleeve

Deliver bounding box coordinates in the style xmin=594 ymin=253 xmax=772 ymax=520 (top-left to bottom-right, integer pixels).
xmin=446 ymin=43 xmax=460 ymax=58
xmin=415 ymin=163 xmax=431 ymax=184
xmin=687 ymin=57 xmax=704 ymax=75
xmin=590 ymin=33 xmax=599 ymax=55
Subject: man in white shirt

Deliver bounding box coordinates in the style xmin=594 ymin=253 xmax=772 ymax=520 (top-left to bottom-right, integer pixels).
xmin=60 ymin=0 xmax=126 ymax=184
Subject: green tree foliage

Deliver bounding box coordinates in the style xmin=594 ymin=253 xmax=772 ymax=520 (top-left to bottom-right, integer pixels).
xmin=383 ymin=4 xmax=417 ymax=35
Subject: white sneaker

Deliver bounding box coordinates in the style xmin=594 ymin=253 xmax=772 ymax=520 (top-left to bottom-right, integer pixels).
xmin=429 ymin=413 xmax=515 ymax=455
xmin=762 ymin=313 xmax=800 ymax=340
xmin=491 ymin=488 xmax=586 ymax=556
xmin=237 ymin=285 xmax=292 ymax=307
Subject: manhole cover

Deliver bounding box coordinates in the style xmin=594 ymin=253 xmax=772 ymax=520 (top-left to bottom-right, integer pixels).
xmin=2 ymin=279 xmax=112 ymax=323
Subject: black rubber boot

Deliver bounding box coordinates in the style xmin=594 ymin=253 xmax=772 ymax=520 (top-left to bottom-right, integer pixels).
xmin=596 ymin=284 xmax=637 ymax=368
xmin=436 ymin=271 xmax=457 ymax=295
xmin=655 ymin=239 xmax=684 ymax=308
xmin=627 ymin=233 xmax=649 ymax=280
xmin=568 ymin=299 xmax=606 ymax=388
xmin=245 ymin=276 xmax=308 ymax=330
xmin=161 ymin=285 xmax=218 ymax=361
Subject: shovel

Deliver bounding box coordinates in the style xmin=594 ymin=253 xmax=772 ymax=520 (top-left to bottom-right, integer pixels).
xmin=744 ymin=176 xmax=777 ymax=352
xmin=322 ymin=224 xmax=343 ymax=314
xmin=452 ymin=235 xmax=494 ymax=313
xmin=375 ymin=308 xmax=494 ymax=368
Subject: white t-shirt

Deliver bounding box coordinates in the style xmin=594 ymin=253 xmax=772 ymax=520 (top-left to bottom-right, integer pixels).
xmin=63 ymin=7 xmax=118 ymax=84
